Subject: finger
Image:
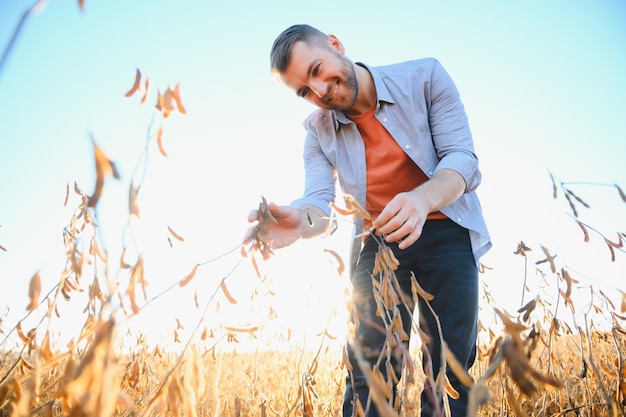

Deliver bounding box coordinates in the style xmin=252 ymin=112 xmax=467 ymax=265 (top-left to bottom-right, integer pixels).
xmin=242 ymin=227 xmax=256 ymax=244
xmin=374 ymin=204 xmax=404 ymax=234
xmin=247 ymin=209 xmax=259 ymax=223
xmin=398 ymin=229 xmax=420 ymax=250
xmin=268 ymin=203 xmax=290 ymax=219
xmin=372 ymin=210 xmax=391 ymax=232
xmin=384 ymin=222 xmax=409 ymax=243
xmin=397 ymin=222 xmax=424 ymax=249
xmin=379 ymin=213 xmax=406 ymax=237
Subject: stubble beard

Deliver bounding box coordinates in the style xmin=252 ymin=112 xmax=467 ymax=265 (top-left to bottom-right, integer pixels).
xmin=331 ymin=57 xmax=359 ymax=113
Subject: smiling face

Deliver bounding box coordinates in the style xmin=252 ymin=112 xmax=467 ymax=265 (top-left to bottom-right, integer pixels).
xmin=279 ymin=36 xmax=359 ymax=114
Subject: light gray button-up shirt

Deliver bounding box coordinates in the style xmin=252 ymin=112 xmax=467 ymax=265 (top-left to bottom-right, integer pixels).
xmin=291 ymin=57 xmax=491 ymax=272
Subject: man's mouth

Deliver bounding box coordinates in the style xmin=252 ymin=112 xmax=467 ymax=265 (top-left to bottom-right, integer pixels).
xmin=323 ymin=81 xmax=339 ymax=104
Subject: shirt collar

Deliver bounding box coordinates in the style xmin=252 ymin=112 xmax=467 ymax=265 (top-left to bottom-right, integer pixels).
xmin=334 ymin=62 xmax=395 ymax=127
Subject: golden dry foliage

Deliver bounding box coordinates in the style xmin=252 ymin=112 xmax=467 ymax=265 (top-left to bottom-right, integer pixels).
xmin=241 ymin=196 xmax=278 ymax=262
xmin=26 ymin=272 xmax=41 ymax=311
xmin=124 ymin=67 xmax=187 ymax=161
xmin=4 ymin=163 xmax=625 ymax=417
xmin=87 ymin=138 xmax=120 ymax=208
xmin=2 ymin=55 xmax=626 ymax=417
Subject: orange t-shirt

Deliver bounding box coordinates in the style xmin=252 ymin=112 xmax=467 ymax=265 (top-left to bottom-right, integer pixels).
xmin=347 ymin=101 xmax=446 ymax=231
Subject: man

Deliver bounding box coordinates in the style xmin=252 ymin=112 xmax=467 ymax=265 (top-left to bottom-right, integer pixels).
xmin=244 ymin=24 xmax=491 ymax=417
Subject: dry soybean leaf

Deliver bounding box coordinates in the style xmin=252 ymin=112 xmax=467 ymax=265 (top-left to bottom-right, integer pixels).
xmin=120 ymin=248 xmax=131 ymax=269
xmin=495 ymin=309 xmax=528 ymax=347
xmin=383 ymin=246 xmax=399 ymax=270
xmin=344 ymin=194 xmax=372 ymax=220
xmin=225 ymin=326 xmax=259 ymax=333
xmin=372 ymin=252 xmax=381 ymax=276
xmin=443 ymin=343 xmax=474 ymax=388
xmin=605 ymin=233 xmax=624 ymax=248
xmin=599 ymin=289 xmax=617 ymax=311
xmin=567 ymin=189 xmax=590 ymax=208
xmin=156 ymin=90 xmax=164 ymax=112
xmin=323 ymin=330 xmax=337 ymax=340
xmin=220 ymin=280 xmax=237 ymax=304
xmin=539 ymin=245 xmax=557 ymax=273
xmin=41 ymin=332 xmax=53 ymax=361
xmin=502 ymin=339 xmax=536 ymax=397
xmin=16 ymin=321 xmax=31 ymax=344
xmin=156 ymin=127 xmax=168 ymax=157
xmin=549 ymin=171 xmax=558 ymax=199
xmin=88 ymin=139 xmax=120 ymax=208
xmin=172 ymin=83 xmax=186 ymax=114
xmin=528 ymin=367 xmax=562 ymax=389
xmin=251 ymin=253 xmax=261 ymax=278
xmin=254 ymin=196 xmax=277 ymax=259
xmin=607 ymin=243 xmax=616 ymax=262
xmin=20 ymin=357 xmax=34 ymax=371
xmin=167 ymin=226 xmax=184 ymax=242
xmin=26 ymin=272 xmax=41 ymax=311
xmin=324 ymin=248 xmax=346 ymax=276
xmin=513 ymin=241 xmax=532 ymax=256
xmin=517 ymin=297 xmax=538 ymax=322
xmin=74 ymin=181 xmax=82 ymax=195
xmin=179 ymin=264 xmax=198 ymax=287
xmin=124 ymin=68 xmax=141 ymax=97
xmin=617 ymin=184 xmax=626 ymax=203
xmin=410 ymin=274 xmax=434 ymax=301
xmin=561 ymin=268 xmax=573 ymax=299
xmin=564 ymin=192 xmax=578 ymax=218
xmin=128 ymin=182 xmax=140 ymax=217
xmin=478 ymin=263 xmax=492 ymax=273
xmin=140 ymin=77 xmax=150 ymax=104
xmin=175 ymin=318 xmax=184 ymax=330
xmin=575 ymin=220 xmax=590 ymax=242
xmin=442 ymin=372 xmax=460 ymax=400
xmin=127 ymin=256 xmax=145 ymax=314
xmin=329 ymin=201 xmax=355 ymax=216
xmin=64 ymin=182 xmax=70 ymax=206
xmin=503 ymin=378 xmax=528 ymax=416
xmin=600 ymin=360 xmax=617 ymax=378
xmin=160 ymin=87 xmax=176 ymax=118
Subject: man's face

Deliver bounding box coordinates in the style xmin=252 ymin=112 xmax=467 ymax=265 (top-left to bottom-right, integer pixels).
xmin=280 ymin=37 xmax=358 ymax=113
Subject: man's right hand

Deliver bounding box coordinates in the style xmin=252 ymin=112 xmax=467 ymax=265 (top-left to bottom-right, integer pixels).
xmin=243 ymin=202 xmax=303 ymax=259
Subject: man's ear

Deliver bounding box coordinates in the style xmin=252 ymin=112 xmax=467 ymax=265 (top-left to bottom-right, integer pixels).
xmin=326 ymin=34 xmax=345 ymax=55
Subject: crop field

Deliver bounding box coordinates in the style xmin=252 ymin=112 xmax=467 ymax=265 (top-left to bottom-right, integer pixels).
xmin=1 ymin=160 xmax=625 ymax=416
xmin=1 ymin=7 xmax=625 ymax=414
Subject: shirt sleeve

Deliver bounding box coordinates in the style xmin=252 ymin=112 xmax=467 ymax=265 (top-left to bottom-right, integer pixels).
xmin=428 ymin=60 xmax=481 ymax=193
xmin=290 ymin=131 xmax=336 ymax=215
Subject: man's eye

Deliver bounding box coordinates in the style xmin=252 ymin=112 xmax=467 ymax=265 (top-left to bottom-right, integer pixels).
xmin=300 ymin=88 xmax=310 ymax=98
xmin=312 ymin=64 xmax=321 ymax=76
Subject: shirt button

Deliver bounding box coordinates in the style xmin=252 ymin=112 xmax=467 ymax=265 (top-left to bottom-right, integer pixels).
xmin=404 ymin=144 xmax=410 ymax=150
xmin=457 ymin=218 xmax=462 ymax=223
xmin=382 ymin=118 xmax=388 ymax=123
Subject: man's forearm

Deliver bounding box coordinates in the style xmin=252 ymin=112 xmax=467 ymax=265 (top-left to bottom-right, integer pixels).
xmin=418 ymin=168 xmax=466 ymax=213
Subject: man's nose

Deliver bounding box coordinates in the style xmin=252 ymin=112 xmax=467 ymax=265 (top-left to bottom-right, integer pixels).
xmin=310 ymin=81 xmax=325 ymax=98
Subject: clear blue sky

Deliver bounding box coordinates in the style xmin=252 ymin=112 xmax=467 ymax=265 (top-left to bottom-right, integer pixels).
xmin=1 ymin=0 xmax=625 ymax=347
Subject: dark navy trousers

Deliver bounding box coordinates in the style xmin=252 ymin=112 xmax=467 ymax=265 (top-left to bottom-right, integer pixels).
xmin=342 ymin=218 xmax=479 ymax=417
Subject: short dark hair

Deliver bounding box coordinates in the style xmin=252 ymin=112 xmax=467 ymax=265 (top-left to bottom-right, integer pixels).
xmin=270 ymin=24 xmax=328 ymax=75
